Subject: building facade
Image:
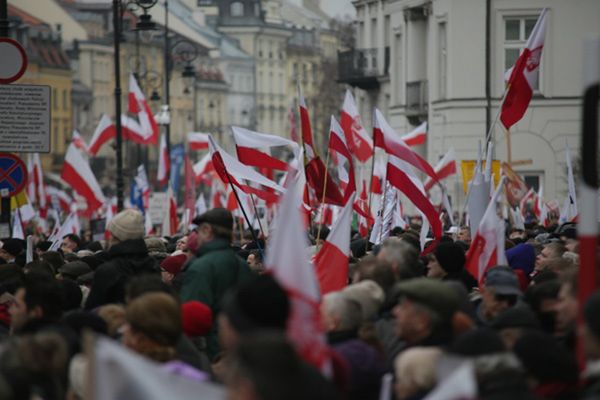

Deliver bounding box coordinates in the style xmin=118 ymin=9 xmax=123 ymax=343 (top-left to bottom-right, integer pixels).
xmin=342 ymin=0 xmax=600 ymax=210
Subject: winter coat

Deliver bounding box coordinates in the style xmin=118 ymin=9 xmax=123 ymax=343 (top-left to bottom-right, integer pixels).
xmin=84 ymin=239 xmax=158 ymax=310
xmin=180 ymin=238 xmax=252 ymax=359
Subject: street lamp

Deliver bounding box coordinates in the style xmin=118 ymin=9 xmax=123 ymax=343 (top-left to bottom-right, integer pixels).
xmin=112 ymin=0 xmax=157 ymax=211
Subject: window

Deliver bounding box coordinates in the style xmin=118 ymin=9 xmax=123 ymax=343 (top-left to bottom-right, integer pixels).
xmin=438 ymin=22 xmax=447 ymax=99
xmin=230 ymin=2 xmax=244 ymax=17
xmin=394 ymin=33 xmax=403 ymax=104
xmin=504 ymin=16 xmax=540 ymax=90
xmin=521 ymin=173 xmax=542 ymax=192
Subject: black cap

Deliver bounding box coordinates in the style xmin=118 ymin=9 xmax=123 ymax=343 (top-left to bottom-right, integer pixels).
xmin=1 ymin=239 xmax=24 ymax=257
xmin=192 ymin=208 xmax=234 ymax=231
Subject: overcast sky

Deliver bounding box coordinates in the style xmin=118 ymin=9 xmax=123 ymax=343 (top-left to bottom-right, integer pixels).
xmin=319 ymin=0 xmax=356 ymax=19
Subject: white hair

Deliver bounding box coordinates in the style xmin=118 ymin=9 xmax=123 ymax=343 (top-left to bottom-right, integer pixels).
xmin=322 ymin=292 xmax=362 ymax=331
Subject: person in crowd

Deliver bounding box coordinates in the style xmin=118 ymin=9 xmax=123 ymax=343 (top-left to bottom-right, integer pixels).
xmin=0 ymin=264 xmax=24 ymax=339
xmin=61 ymin=234 xmax=82 ymax=254
xmin=342 ymin=280 xmax=385 ymax=322
xmin=476 ymin=266 xmax=522 ymax=326
xmin=377 ymin=238 xmax=422 ymax=281
xmin=57 ymin=261 xmax=92 ymax=281
xmin=394 ymin=347 xmax=442 ymax=400
xmin=246 ymin=249 xmax=265 ymax=274
xmin=554 ymin=269 xmax=578 ymax=351
xmin=181 ymin=208 xmax=252 ymax=360
xmin=392 ymin=278 xmax=459 ymax=348
xmin=426 ymin=242 xmax=477 ymax=291
xmin=160 ymin=253 xmax=188 ymax=286
xmin=0 ymin=239 xmax=24 ymax=264
xmin=456 ymin=226 xmax=471 ymax=245
xmin=85 ymin=209 xmax=158 ymax=310
xmin=321 ymin=291 xmax=385 ymax=400
xmin=523 ymin=280 xmax=560 ymax=334
xmin=534 ymin=242 xmax=567 ymax=276
xmin=491 ymin=306 xmax=541 ymax=349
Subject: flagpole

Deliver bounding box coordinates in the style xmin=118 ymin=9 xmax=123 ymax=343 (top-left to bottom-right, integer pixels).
xmin=365 ymin=128 xmax=377 ymax=253
xmin=378 ymin=181 xmax=389 ymax=244
xmin=315 ymin=143 xmax=332 ymax=247
xmin=223 ymin=171 xmax=263 ymax=256
xmin=247 ymin=190 xmax=266 ymax=238
xmin=485 ymin=84 xmax=510 ymax=149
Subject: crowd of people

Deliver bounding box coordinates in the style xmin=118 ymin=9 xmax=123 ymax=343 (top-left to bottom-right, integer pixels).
xmin=0 ymin=206 xmax=597 ymax=400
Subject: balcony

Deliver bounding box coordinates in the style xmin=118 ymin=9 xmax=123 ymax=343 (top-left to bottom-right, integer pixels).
xmin=337 ymin=47 xmax=389 ymax=90
xmin=406 ymin=80 xmax=428 ymax=122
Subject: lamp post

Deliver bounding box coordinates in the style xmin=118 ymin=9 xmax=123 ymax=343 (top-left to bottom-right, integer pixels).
xmin=112 ymin=0 xmax=158 ymax=211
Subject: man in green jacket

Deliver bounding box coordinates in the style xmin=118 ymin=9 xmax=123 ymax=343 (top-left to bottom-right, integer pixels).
xmin=180 ymin=208 xmax=252 ymax=360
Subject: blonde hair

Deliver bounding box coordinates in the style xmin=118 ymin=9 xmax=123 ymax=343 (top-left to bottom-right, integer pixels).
xmin=98 ymin=304 xmax=126 ymax=337
xmin=394 ymin=347 xmax=441 ymax=393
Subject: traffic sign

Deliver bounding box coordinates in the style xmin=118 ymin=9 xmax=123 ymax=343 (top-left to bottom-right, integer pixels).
xmin=0 ymin=154 xmax=27 ymax=197
xmin=0 ymin=38 xmax=28 ymax=84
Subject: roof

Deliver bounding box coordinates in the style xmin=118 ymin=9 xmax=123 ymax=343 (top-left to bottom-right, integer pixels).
xmin=8 ymin=4 xmax=46 ymax=26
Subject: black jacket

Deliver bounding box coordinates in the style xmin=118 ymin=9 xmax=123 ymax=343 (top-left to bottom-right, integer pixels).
xmin=84 ymin=239 xmax=158 ymax=309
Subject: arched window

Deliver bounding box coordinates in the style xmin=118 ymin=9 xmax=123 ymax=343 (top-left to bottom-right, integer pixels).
xmin=230 ymin=1 xmax=244 ymax=17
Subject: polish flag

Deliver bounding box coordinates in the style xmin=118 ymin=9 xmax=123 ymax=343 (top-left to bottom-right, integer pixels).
xmin=340 ymin=90 xmax=373 ymax=162
xmin=519 ymin=188 xmax=537 ymax=216
xmin=208 ymin=135 xmax=285 ymax=203
xmin=357 ymin=181 xmax=372 ymax=237
xmin=533 ymin=182 xmax=548 ymax=226
xmin=315 ymin=194 xmax=354 ymax=295
xmin=298 ymin=85 xmax=344 ymax=206
xmin=400 ymin=122 xmax=427 ymax=147
xmin=424 ymin=147 xmax=457 ymax=192
xmin=27 ymin=153 xmax=47 ymax=211
xmin=193 ymin=153 xmax=215 ymax=184
xmin=46 ymin=186 xmax=73 ymax=213
xmin=61 ymin=144 xmax=106 ymax=211
xmin=265 ymin=174 xmax=331 ymax=372
xmin=121 ymin=115 xmax=154 ymax=145
xmin=465 ymin=176 xmax=508 ymax=285
xmin=500 ymin=9 xmax=548 ymax=129
xmin=288 ymin=105 xmax=298 ymax=143
xmin=187 ymin=132 xmax=210 ymax=151
xmin=328 ymin=116 xmax=356 ymax=203
xmin=128 ymin=74 xmax=159 ymax=144
xmin=233 ymin=126 xmax=300 ymax=172
xmin=161 ymin=186 xmax=179 ymax=237
xmin=72 ymin=130 xmax=89 ymax=153
xmin=373 ymin=109 xmax=439 ymax=183
xmin=371 ymin=157 xmax=386 ymax=195
xmin=157 ymin=134 xmax=170 ymax=186
xmin=49 ymin=213 xmax=80 ymax=251
xmin=104 ymin=199 xmax=115 ymax=240
xmin=184 ymin=154 xmax=197 ymax=222
xmin=88 ymin=114 xmax=116 ymax=156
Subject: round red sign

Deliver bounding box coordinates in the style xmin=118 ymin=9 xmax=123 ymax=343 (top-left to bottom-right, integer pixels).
xmin=0 ymin=38 xmax=28 ymax=84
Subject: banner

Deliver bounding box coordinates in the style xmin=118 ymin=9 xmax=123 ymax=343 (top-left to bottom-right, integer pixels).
xmin=501 ymin=162 xmax=530 ymax=207
xmin=460 ymin=160 xmax=501 ymax=193
xmin=170 ymin=144 xmax=186 ymax=201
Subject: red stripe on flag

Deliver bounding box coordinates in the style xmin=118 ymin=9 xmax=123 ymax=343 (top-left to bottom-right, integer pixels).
xmin=236 ymin=146 xmax=289 ymax=171
xmin=314 ymin=241 xmax=349 ymax=295
xmin=61 ymin=162 xmax=102 ymax=210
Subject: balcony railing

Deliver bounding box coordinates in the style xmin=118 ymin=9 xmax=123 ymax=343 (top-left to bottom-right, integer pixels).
xmin=406 ymin=80 xmax=428 ymax=116
xmin=337 ymin=47 xmax=389 ymax=90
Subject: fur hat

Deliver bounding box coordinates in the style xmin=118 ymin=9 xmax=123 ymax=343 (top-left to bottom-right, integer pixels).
xmin=108 ymin=209 xmax=145 ymax=241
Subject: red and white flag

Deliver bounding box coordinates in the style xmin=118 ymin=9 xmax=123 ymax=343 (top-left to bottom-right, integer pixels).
xmin=533 ymin=182 xmax=549 ymax=227
xmin=134 ymin=165 xmax=151 ymax=210
xmin=128 ymin=73 xmax=159 ymax=145
xmin=373 ymin=109 xmax=439 ymax=183
xmin=357 ymin=181 xmax=372 ymax=237
xmin=424 ymin=147 xmax=457 ymax=192
xmin=27 ymin=153 xmax=47 ymax=211
xmin=46 ymin=186 xmax=73 ymax=213
xmin=157 ymin=134 xmax=170 ymax=186
xmin=49 ymin=213 xmax=80 ymax=251
xmin=340 ymin=90 xmax=373 ymax=162
xmin=371 ymin=156 xmax=386 ymax=195
xmin=298 ymin=85 xmax=344 ymax=206
xmin=72 ymin=130 xmax=89 ymax=153
xmin=400 ymin=122 xmax=427 ymax=147
xmin=314 ymin=194 xmax=354 ymax=295
xmin=187 ymin=132 xmax=210 ymax=151
xmin=121 ymin=114 xmax=155 ymax=145
xmin=500 ymin=8 xmax=548 ymax=129
xmin=328 ymin=116 xmax=356 ymax=203
xmin=88 ymin=114 xmax=116 ymax=156
xmin=208 ymin=135 xmax=285 ymax=203
xmin=288 ymin=105 xmax=298 ymax=143
xmin=184 ymin=154 xmax=197 ymax=222
xmin=233 ymin=126 xmax=300 ymax=172
xmin=161 ymin=186 xmax=179 ymax=237
xmin=266 ymin=174 xmax=330 ymax=372
xmin=466 ymin=176 xmax=508 ymax=285
xmin=61 ymin=144 xmax=106 ymax=211
xmin=193 ymin=153 xmax=215 ymax=184
xmin=519 ymin=187 xmax=537 ymax=216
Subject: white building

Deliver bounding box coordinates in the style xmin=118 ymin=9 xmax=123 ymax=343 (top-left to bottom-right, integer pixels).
xmin=342 ymin=0 xmax=600 ymax=211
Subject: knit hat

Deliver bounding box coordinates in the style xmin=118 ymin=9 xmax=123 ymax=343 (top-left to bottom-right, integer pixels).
xmin=506 ymin=243 xmax=536 ymax=276
xmin=160 ymin=254 xmax=187 ymax=275
xmin=391 ymin=278 xmax=459 ymax=322
xmin=1 ymin=239 xmax=24 ymax=257
xmin=433 ymin=242 xmax=466 ymax=274
xmin=342 ymin=280 xmax=385 ymax=321
xmin=193 ymin=208 xmax=233 ymax=231
xmin=222 ymin=275 xmax=289 ymax=333
xmin=108 ymin=209 xmax=145 ymax=241
xmin=584 ymin=292 xmax=600 ymax=339
xmin=181 ymin=301 xmax=213 ymax=337
xmin=59 ymin=261 xmax=92 ymax=279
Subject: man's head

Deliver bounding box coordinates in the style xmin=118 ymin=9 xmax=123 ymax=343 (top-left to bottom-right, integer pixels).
xmin=9 ymin=272 xmax=64 ymax=333
xmin=0 ymin=239 xmax=24 ymax=262
xmin=61 ymin=234 xmax=81 ymax=254
xmin=193 ymin=208 xmax=234 ymax=248
xmin=377 ymin=238 xmax=420 ymax=281
xmin=108 ymin=209 xmax=145 ymax=247
xmin=481 ymin=266 xmax=521 ymax=322
xmin=246 ymin=250 xmax=264 ymax=274
xmin=555 ymin=269 xmax=578 ymax=335
xmin=219 ymin=275 xmax=289 ymax=350
xmin=391 ymin=278 xmax=459 ymax=345
xmin=394 ymin=347 xmax=442 ymax=400
xmin=457 ymin=226 xmax=471 ymax=244
xmin=320 ymin=291 xmax=362 ymax=333
xmin=535 ymin=242 xmax=566 ymax=272
xmin=159 ymin=254 xmax=188 ymax=285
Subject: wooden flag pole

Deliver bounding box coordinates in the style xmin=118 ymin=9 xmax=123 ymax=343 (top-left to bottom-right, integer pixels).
xmin=506 ymin=127 xmax=513 ymax=165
